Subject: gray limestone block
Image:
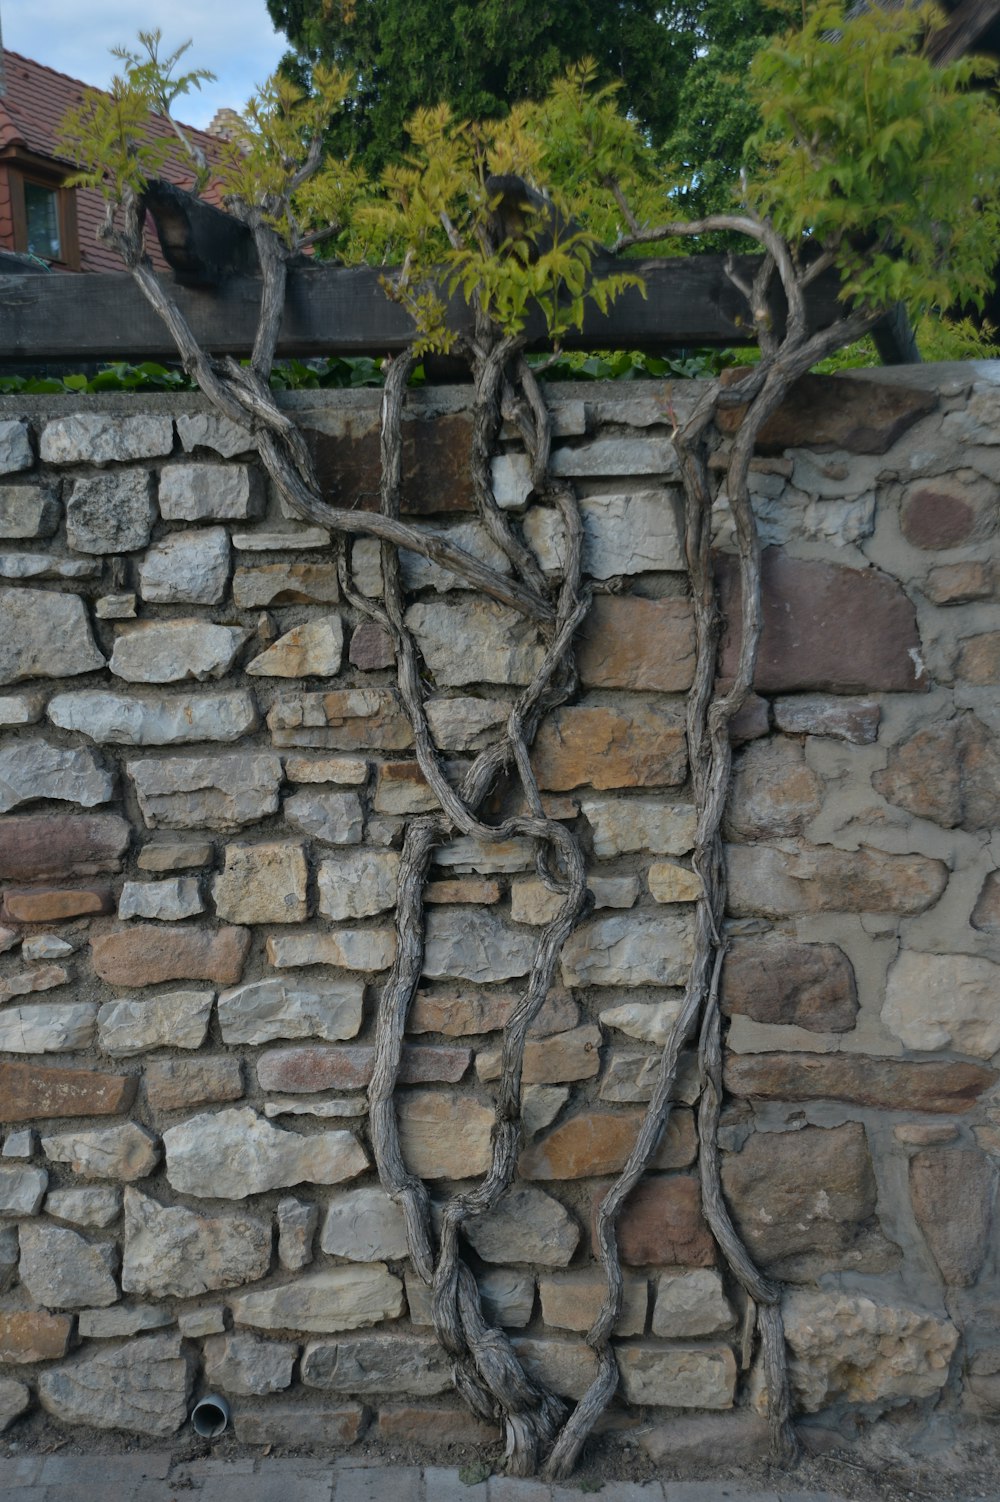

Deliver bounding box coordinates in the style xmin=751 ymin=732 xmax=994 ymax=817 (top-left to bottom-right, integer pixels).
xmin=0 ymin=421 xmax=33 ymax=475
xmin=19 ymin=1222 xmax=119 ymax=1309
xmin=202 ymin=1332 xmax=297 ymax=1396
xmin=0 ymin=1376 xmax=30 ymax=1432
xmin=0 ymin=1164 xmax=47 ymax=1216
xmin=40 ymin=414 xmax=173 ymax=464
xmin=50 ymin=690 xmax=257 ymax=747
xmin=159 ymin=463 xmax=264 ymax=522
xmin=0 ymin=739 xmax=114 ymax=813
xmin=0 ymin=588 xmax=105 ymax=685
xmin=0 ymin=482 xmax=59 ymax=539
xmin=67 ymin=471 xmax=155 ymax=554
xmin=277 ymin=1196 xmax=318 ymax=1271
xmin=139 ymin=526 xmax=231 ymax=604
xmin=176 ymin=412 xmax=254 ymax=458
xmin=38 ymin=1333 xmax=191 ymax=1436
xmin=122 ymin=1187 xmax=271 ymax=1299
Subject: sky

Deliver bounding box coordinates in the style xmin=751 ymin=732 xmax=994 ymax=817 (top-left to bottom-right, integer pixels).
xmin=2 ymin=0 xmax=289 ymax=128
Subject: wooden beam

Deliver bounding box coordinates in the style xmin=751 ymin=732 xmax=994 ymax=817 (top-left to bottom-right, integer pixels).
xmin=0 ymin=256 xmax=847 ymax=365
xmin=926 ymin=0 xmax=1000 ymax=63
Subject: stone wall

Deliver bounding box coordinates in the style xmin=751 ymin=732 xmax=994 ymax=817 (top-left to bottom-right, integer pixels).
xmin=0 ymin=366 xmax=996 ymax=1453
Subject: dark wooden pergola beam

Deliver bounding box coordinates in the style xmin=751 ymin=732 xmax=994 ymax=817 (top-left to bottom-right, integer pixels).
xmin=926 ymin=0 xmax=1000 ymax=62
xmin=0 ymin=255 xmax=855 ymax=366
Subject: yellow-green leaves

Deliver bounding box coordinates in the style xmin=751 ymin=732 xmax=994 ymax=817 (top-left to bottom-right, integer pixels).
xmin=371 ymin=70 xmax=646 ymax=353
xmin=746 ymin=0 xmax=1000 ymax=319
xmin=58 ymin=79 xmax=173 ymax=203
xmin=216 ymin=65 xmax=358 ymax=243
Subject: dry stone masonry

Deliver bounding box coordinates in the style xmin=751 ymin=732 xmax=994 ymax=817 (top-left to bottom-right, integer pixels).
xmin=0 ymin=369 xmax=997 ymax=1455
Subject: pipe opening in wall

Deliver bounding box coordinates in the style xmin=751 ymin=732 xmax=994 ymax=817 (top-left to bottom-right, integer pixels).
xmin=191 ymin=1393 xmax=231 ymax=1438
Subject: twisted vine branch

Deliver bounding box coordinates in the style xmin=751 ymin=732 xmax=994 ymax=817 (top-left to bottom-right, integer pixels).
xmin=103 ymin=181 xmax=882 ymax=1479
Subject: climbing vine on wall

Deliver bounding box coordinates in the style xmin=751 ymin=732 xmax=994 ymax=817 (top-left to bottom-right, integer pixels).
xmin=60 ymin=5 xmax=1000 ymax=1476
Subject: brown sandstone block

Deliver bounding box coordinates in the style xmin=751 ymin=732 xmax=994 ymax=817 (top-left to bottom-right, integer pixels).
xmin=424 ymin=879 xmax=501 ymax=905
xmin=956 ymin=631 xmax=1000 ymax=685
xmin=531 ymin=704 xmax=687 ymax=791
xmin=724 ymin=1052 xmax=996 ymax=1113
xmin=407 ymin=986 xmax=577 ymax=1038
xmin=592 ymin=1174 xmax=715 ymax=1267
xmin=720 ymin=1123 xmax=896 ymax=1281
xmin=726 ymin=841 xmax=948 ymax=918
xmin=376 ymin=1404 xmax=498 ymax=1446
xmin=0 ymin=814 xmax=129 ymax=882
xmin=717 ymin=550 xmax=927 ymax=694
xmin=267 ymin=689 xmax=414 ymax=751
xmin=144 ymin=1057 xmax=244 ymax=1113
xmin=521 ymin=1107 xmax=696 ymax=1180
xmin=91 ymin=923 xmax=250 ymax=987
xmin=924 ymin=561 xmax=994 ymax=604
xmin=1 ymin=885 xmax=113 ymax=922
xmin=577 ymin=596 xmax=695 ymax=692
xmin=972 ymin=871 xmax=1000 ymax=933
xmin=0 ymin=1310 xmax=72 ymax=1363
xmin=873 ymin=714 xmax=999 ymax=833
xmin=0 ymin=1061 xmax=137 ymax=1122
xmin=234 ymin=1403 xmax=367 ymax=1447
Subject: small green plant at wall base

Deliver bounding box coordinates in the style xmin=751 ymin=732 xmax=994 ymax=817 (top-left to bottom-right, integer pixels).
xmin=458 ymin=1462 xmax=492 ymax=1486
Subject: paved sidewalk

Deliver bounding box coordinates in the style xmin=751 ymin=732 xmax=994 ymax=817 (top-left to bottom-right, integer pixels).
xmin=0 ymin=1454 xmax=878 ymax=1502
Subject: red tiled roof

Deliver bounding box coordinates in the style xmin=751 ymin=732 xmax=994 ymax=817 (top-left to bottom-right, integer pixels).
xmin=0 ymin=49 xmax=228 ymax=273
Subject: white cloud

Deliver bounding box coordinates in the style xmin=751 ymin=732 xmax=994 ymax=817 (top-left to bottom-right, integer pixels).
xmin=4 ymin=0 xmax=288 ymax=126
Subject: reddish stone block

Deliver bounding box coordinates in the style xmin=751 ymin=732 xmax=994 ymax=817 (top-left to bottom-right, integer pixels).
xmin=349 ymin=621 xmax=395 ymax=670
xmin=901 ymin=477 xmax=993 ymax=550
xmin=716 ymin=371 xmax=936 ymax=455
xmin=1 ymin=885 xmax=114 ymax=923
xmin=0 ymin=814 xmax=129 ymax=882
xmin=0 ymin=1061 xmax=137 ymax=1122
xmin=91 ymin=923 xmax=250 ymax=987
xmin=592 ymin=1174 xmax=716 ymax=1267
xmin=717 ymin=550 xmax=927 ymax=694
xmin=257 ymin=1044 xmax=471 ymax=1093
xmin=724 ymin=1052 xmax=996 ymax=1113
xmin=721 ymin=937 xmax=858 ymax=1033
xmin=305 ymin=410 xmax=475 ymax=515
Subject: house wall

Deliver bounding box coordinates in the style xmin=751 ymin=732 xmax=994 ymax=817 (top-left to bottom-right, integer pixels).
xmin=0 ymin=368 xmax=996 ymax=1453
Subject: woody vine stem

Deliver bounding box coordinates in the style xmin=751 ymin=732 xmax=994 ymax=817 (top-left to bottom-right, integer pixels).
xmin=101 ymin=179 xmax=878 ymax=1476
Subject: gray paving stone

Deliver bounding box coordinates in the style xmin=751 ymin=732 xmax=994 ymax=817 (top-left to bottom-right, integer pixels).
xmin=488 ymin=1480 xmax=550 ymax=1502
xmin=334 ymin=1467 xmax=423 ymax=1502
xmin=188 ymin=1469 xmax=333 ymax=1502
xmin=663 ymin=1488 xmax=781 ymax=1502
xmin=172 ymin=1457 xmax=258 ymax=1480
xmin=0 ymin=1457 xmax=44 ymax=1484
xmin=38 ymin=1453 xmax=171 ymax=1484
xmin=423 ymin=1466 xmax=488 ymax=1502
xmin=553 ymin=1486 xmax=665 ymax=1502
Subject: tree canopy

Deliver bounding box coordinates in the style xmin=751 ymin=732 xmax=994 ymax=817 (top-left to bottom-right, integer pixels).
xmin=265 ymin=0 xmax=741 ymax=178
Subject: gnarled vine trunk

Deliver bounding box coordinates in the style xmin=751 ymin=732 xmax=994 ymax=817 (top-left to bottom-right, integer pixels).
xmin=100 ymin=189 xmax=880 ymax=1477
